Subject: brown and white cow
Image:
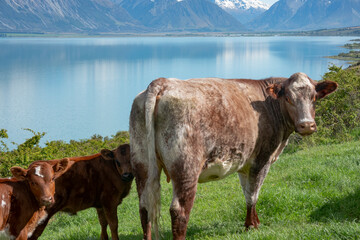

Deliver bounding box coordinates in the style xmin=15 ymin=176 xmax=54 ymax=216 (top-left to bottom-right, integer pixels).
xmin=0 ymin=159 xmax=69 ymax=240
xmin=129 ymin=72 xmax=338 ymax=239
xmin=28 ymin=144 xmax=134 ymax=240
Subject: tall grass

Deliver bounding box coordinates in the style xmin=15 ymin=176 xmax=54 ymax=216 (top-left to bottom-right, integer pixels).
xmin=38 ymin=140 xmax=360 ymax=239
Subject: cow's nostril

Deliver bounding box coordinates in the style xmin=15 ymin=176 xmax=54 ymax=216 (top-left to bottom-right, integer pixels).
xmin=300 ymin=124 xmax=306 ymax=129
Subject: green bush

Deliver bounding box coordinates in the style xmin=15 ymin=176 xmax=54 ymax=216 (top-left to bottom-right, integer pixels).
xmin=0 ymin=130 xmax=129 ymax=177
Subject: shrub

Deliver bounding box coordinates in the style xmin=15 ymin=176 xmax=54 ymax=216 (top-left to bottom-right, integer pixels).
xmin=0 ymin=129 xmax=129 ymax=177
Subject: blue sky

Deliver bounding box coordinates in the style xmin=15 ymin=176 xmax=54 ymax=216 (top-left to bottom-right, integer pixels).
xmin=262 ymin=0 xmax=278 ymax=6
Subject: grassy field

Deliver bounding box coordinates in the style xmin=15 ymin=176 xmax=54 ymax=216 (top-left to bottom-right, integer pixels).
xmin=37 ymin=140 xmax=360 ymax=240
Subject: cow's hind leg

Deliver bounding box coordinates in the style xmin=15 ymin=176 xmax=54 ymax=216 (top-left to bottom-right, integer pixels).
xmin=133 ymin=161 xmax=152 ymax=240
xmin=238 ymin=162 xmax=271 ymax=230
xmin=169 ymin=165 xmax=199 ymax=240
xmin=96 ymin=208 xmax=109 ymax=240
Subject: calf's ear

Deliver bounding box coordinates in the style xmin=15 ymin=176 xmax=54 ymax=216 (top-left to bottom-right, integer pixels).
xmin=266 ymin=83 xmax=284 ymax=99
xmin=101 ymin=149 xmax=114 ymax=160
xmin=119 ymin=144 xmax=130 ymax=156
xmin=53 ymin=158 xmax=69 ymax=178
xmin=316 ymin=80 xmax=338 ymax=99
xmin=10 ymin=167 xmax=27 ymax=180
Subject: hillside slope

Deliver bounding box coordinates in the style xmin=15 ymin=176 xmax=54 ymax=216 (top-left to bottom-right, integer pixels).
xmin=251 ymin=0 xmax=360 ymax=31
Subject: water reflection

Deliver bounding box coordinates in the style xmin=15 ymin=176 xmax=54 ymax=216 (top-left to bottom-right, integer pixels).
xmin=0 ymin=37 xmax=352 ymax=146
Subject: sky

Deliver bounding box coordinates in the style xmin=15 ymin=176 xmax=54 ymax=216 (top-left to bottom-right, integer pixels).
xmin=262 ymin=0 xmax=278 ymax=6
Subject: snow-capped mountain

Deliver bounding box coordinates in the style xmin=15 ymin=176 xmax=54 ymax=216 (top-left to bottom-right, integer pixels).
xmin=215 ymin=0 xmax=269 ymax=10
xmin=212 ymin=0 xmax=270 ymax=23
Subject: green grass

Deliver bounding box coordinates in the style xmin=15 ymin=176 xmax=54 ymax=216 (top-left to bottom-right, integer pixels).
xmin=38 ymin=140 xmax=360 ymax=239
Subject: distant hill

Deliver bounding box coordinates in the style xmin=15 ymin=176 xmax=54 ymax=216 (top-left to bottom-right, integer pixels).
xmin=1 ymin=0 xmax=358 ymax=33
xmin=250 ymin=0 xmax=360 ymax=31
xmin=0 ymin=0 xmax=246 ymax=33
xmin=0 ymin=0 xmax=145 ymax=33
xmin=211 ymin=0 xmax=270 ymax=24
xmin=119 ymin=0 xmax=246 ymax=32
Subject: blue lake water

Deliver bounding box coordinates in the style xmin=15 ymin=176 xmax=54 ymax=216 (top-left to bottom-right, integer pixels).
xmin=0 ymin=36 xmax=353 ymax=146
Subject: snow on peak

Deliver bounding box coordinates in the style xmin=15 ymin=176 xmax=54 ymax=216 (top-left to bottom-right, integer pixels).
xmin=215 ymin=0 xmax=270 ymax=10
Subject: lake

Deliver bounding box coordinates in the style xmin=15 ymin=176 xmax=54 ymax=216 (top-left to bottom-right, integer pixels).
xmin=0 ymin=36 xmax=353 ymax=146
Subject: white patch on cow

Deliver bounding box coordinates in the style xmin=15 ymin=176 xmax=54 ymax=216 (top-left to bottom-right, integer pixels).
xmin=288 ymin=73 xmax=316 ymax=124
xmin=199 ymin=152 xmax=246 ymax=183
xmin=0 ymin=226 xmax=15 ymax=240
xmin=170 ymin=185 xmax=181 ymax=211
xmin=27 ymin=212 xmax=48 ymax=238
xmin=34 ymin=166 xmax=44 ymax=178
xmin=290 ymin=72 xmax=313 ymax=90
xmin=296 ymin=99 xmax=315 ymax=125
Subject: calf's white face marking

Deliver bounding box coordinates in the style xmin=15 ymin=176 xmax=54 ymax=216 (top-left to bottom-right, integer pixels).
xmin=1 ymin=194 xmax=5 ymax=208
xmin=34 ymin=166 xmax=44 ymax=178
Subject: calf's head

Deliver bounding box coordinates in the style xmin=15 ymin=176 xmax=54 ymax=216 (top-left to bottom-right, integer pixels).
xmin=101 ymin=144 xmax=134 ymax=182
xmin=10 ymin=159 xmax=69 ymax=207
xmin=267 ymin=72 xmax=337 ymax=136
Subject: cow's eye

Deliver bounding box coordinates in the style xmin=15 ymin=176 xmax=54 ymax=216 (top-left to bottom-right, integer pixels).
xmin=30 ymin=181 xmax=37 ymax=186
xmin=286 ymin=96 xmax=292 ymax=105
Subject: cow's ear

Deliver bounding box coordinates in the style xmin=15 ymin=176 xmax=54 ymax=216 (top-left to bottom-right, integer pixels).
xmin=53 ymin=158 xmax=69 ymax=178
xmin=316 ymin=80 xmax=338 ymax=99
xmin=266 ymin=83 xmax=284 ymax=99
xmin=101 ymin=149 xmax=114 ymax=160
xmin=10 ymin=167 xmax=27 ymax=180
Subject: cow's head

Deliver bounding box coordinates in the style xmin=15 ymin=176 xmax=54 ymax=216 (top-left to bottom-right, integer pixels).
xmin=101 ymin=144 xmax=134 ymax=183
xmin=266 ymin=72 xmax=337 ymax=136
xmin=10 ymin=159 xmax=69 ymax=207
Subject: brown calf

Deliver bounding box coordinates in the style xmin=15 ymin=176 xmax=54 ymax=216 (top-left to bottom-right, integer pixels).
xmin=130 ymin=73 xmax=338 ymax=239
xmin=28 ymin=143 xmax=134 ymax=240
xmin=0 ymin=159 xmax=69 ymax=240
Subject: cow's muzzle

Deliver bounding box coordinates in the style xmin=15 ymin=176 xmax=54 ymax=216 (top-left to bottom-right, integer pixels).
xmin=121 ymin=172 xmax=134 ymax=182
xmin=296 ymin=121 xmax=317 ymax=136
xmin=41 ymin=196 xmax=55 ymax=207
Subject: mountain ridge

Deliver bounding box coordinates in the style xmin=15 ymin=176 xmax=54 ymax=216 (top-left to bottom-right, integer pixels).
xmin=250 ymin=0 xmax=360 ymax=31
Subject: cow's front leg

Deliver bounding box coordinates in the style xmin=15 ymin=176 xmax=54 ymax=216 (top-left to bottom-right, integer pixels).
xmin=238 ymin=161 xmax=271 ymax=230
xmin=170 ymin=172 xmax=198 ymax=240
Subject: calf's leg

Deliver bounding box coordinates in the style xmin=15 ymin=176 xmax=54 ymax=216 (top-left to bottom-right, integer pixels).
xmin=238 ymin=162 xmax=271 ymax=229
xmin=103 ymin=205 xmax=119 ymax=240
xmin=97 ymin=208 xmax=109 ymax=240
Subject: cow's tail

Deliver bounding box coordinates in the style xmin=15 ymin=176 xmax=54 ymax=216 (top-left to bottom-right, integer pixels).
xmin=143 ymin=78 xmax=165 ymax=240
